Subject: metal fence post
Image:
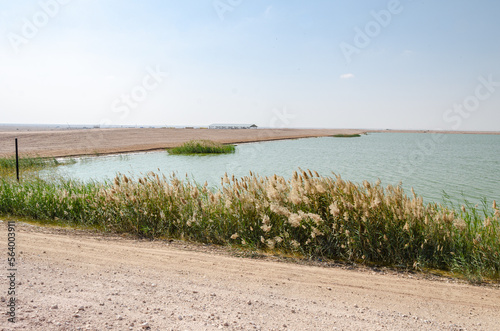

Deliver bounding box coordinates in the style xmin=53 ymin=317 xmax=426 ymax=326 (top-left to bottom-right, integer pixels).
xmin=15 ymin=138 xmax=19 ymax=182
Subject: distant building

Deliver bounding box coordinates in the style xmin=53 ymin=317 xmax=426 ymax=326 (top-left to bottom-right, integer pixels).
xmin=208 ymin=124 xmax=258 ymax=129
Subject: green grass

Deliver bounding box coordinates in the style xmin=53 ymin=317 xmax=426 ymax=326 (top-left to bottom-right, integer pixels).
xmin=167 ymin=140 xmax=235 ymax=154
xmin=332 ymin=134 xmax=361 ymax=138
xmin=0 ymin=170 xmax=498 ymax=282
xmin=0 ymin=156 xmax=60 ymax=178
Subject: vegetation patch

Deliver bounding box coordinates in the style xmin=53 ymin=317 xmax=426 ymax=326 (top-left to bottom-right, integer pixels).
xmin=1 ymin=170 xmax=499 ymax=282
xmin=332 ymin=134 xmax=361 ymax=138
xmin=167 ymin=140 xmax=235 ymax=154
xmin=0 ymin=156 xmax=60 ymax=177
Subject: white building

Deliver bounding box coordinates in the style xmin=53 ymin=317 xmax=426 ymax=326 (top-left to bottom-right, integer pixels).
xmin=208 ymin=124 xmax=258 ymax=129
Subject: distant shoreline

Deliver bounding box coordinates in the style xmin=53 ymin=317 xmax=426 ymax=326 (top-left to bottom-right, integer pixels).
xmin=0 ymin=124 xmax=499 ymax=135
xmin=0 ymin=127 xmax=498 ymax=158
xmin=369 ymin=129 xmax=500 ymax=135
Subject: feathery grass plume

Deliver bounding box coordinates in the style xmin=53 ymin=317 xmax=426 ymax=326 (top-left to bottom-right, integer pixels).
xmin=289 ymin=188 xmax=302 ymax=205
xmin=288 ymin=213 xmax=302 ymax=228
xmin=270 ymin=203 xmax=291 ymax=217
xmin=329 ymin=202 xmax=341 ymax=217
xmin=261 ymin=224 xmax=272 ymax=233
xmin=266 ymin=183 xmax=281 ymax=202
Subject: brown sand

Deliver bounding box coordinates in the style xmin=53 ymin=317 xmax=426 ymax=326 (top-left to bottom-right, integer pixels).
xmin=1 ymin=221 xmax=498 ymax=330
xmin=0 ymin=128 xmax=366 ymax=158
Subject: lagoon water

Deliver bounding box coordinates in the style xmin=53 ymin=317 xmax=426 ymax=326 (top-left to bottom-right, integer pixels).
xmin=44 ymin=133 xmax=500 ymax=206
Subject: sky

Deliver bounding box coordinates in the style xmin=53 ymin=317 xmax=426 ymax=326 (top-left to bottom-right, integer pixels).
xmin=1 ymin=0 xmax=499 ymax=130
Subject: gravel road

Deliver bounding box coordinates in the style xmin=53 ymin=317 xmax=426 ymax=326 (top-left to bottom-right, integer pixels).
xmin=1 ymin=221 xmax=499 ymax=331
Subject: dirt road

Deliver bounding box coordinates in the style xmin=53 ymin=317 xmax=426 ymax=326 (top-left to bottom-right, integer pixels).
xmin=1 ymin=221 xmax=498 ymax=330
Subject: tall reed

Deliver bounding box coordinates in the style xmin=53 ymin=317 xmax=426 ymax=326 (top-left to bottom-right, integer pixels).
xmin=0 ymin=157 xmax=60 ymax=178
xmin=0 ymin=170 xmax=498 ymax=281
xmin=167 ymin=140 xmax=235 ymax=154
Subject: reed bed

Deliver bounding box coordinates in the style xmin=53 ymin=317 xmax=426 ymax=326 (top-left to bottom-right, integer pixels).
xmin=0 ymin=170 xmax=498 ymax=281
xmin=0 ymin=156 xmax=60 ymax=177
xmin=332 ymin=134 xmax=361 ymax=138
xmin=167 ymin=140 xmax=235 ymax=154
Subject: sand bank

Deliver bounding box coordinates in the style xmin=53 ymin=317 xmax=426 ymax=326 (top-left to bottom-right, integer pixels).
xmin=0 ymin=128 xmax=365 ymax=158
xmin=1 ymin=127 xmax=498 ymax=158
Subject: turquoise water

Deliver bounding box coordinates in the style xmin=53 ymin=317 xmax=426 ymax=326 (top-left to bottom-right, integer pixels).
xmin=44 ymin=133 xmax=500 ymax=205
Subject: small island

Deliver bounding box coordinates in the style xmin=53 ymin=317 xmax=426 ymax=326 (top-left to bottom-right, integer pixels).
xmin=331 ymin=133 xmax=361 ymax=138
xmin=167 ymin=140 xmax=236 ymax=154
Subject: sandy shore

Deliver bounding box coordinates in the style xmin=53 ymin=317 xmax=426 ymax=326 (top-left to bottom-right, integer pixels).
xmin=1 ymin=220 xmax=498 ymax=330
xmin=0 ymin=128 xmax=365 ymax=158
xmin=1 ymin=127 xmax=498 ymax=158
xmin=371 ymin=129 xmax=500 ymax=135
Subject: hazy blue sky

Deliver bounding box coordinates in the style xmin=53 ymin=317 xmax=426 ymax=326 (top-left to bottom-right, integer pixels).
xmin=1 ymin=0 xmax=499 ymax=130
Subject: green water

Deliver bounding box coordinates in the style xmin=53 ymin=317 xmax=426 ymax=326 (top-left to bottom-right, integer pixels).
xmin=44 ymin=132 xmax=500 ymax=205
